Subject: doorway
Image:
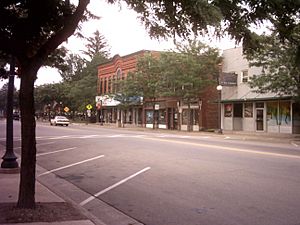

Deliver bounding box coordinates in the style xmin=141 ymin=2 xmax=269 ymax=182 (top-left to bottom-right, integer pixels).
xmin=256 ymin=109 xmax=264 ymax=131
xmin=233 ymin=103 xmax=243 ymax=131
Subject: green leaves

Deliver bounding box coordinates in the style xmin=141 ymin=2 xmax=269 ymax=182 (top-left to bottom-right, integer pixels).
xmin=117 ymin=41 xmax=221 ymax=102
xmin=248 ymin=31 xmax=300 ymax=99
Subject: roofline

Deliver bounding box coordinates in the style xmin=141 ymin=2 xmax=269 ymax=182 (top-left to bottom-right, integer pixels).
xmin=97 ymin=50 xmax=161 ymax=67
xmin=221 ymin=96 xmax=292 ymax=103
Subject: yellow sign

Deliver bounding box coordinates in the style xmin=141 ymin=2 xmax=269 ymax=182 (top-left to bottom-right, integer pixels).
xmin=64 ymin=107 xmax=70 ymax=112
xmin=86 ymin=104 xmax=93 ymax=110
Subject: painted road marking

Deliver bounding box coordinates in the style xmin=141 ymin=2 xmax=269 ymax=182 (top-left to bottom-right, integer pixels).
xmin=79 ymin=135 xmax=99 ymax=139
xmin=141 ymin=137 xmax=300 ymax=160
xmin=36 ymin=147 xmax=77 ymax=156
xmin=80 ymin=167 xmax=151 ymax=206
xmin=49 ymin=136 xmax=71 ymax=140
xmin=291 ymin=142 xmax=299 ymax=147
xmin=37 ymin=155 xmax=105 ymax=177
xmin=14 ymin=142 xmax=56 ymax=149
xmin=107 ymin=134 xmax=124 ymax=138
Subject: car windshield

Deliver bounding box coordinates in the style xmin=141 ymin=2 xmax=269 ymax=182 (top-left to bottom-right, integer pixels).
xmin=56 ymin=116 xmax=68 ymax=119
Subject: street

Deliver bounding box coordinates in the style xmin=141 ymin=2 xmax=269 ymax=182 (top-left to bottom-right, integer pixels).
xmin=1 ymin=120 xmax=300 ymax=225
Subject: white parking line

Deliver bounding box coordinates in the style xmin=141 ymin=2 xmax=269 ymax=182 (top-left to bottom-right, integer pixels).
xmin=37 ymin=155 xmax=105 ymax=177
xmin=80 ymin=167 xmax=151 ymax=206
xmin=14 ymin=142 xmax=56 ymax=149
xmin=79 ymin=135 xmax=100 ymax=139
xmin=49 ymin=136 xmax=71 ymax=140
xmin=107 ymin=134 xmax=124 ymax=138
xmin=36 ymin=147 xmax=77 ymax=156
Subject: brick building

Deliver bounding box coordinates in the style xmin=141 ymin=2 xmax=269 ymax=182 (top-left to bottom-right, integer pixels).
xmin=97 ymin=50 xmax=219 ymax=131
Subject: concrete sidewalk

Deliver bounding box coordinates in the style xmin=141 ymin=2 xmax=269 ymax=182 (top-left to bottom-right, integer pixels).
xmin=0 ymin=171 xmax=96 ymax=225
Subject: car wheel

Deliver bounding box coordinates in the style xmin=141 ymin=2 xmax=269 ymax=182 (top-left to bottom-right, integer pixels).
xmin=66 ymin=124 xmax=69 ymax=126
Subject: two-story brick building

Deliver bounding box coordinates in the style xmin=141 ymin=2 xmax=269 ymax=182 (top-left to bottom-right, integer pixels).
xmin=97 ymin=50 xmax=219 ymax=131
xmin=220 ymin=47 xmax=300 ymax=134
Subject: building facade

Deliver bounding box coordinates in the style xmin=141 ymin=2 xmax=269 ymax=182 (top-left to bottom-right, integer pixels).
xmin=220 ymin=47 xmax=300 ymax=134
xmin=97 ymin=50 xmax=219 ymax=131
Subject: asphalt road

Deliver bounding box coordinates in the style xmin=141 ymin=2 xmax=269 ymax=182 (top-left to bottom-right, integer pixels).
xmin=1 ymin=120 xmax=300 ymax=225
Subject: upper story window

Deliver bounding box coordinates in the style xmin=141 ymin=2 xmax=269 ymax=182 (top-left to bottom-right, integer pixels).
xmin=116 ymin=68 xmax=122 ymax=80
xmin=99 ymin=78 xmax=103 ymax=94
xmin=242 ymin=70 xmax=249 ymax=83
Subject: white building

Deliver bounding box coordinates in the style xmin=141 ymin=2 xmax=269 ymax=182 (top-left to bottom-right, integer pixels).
xmin=220 ymin=47 xmax=300 ymax=134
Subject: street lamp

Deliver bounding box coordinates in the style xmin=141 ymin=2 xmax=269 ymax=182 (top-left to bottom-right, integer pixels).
xmin=216 ymin=85 xmax=223 ymax=134
xmin=1 ymin=57 xmax=19 ymax=171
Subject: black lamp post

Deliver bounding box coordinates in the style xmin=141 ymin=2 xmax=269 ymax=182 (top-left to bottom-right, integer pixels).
xmin=1 ymin=57 xmax=19 ymax=170
xmin=216 ymin=84 xmax=223 ymax=134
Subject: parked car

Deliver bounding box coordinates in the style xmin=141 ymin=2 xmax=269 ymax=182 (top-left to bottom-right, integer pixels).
xmin=50 ymin=116 xmax=70 ymax=126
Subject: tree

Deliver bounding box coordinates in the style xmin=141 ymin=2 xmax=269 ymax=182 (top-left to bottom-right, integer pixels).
xmin=81 ymin=30 xmax=111 ymax=60
xmin=1 ymin=0 xmax=298 ymax=209
xmin=58 ymin=53 xmax=87 ymax=82
xmin=121 ymin=41 xmax=221 ymax=131
xmin=248 ymin=31 xmax=300 ymax=101
xmin=160 ymin=41 xmax=221 ymax=131
xmin=0 ymin=0 xmax=91 ymax=209
xmin=120 ymin=0 xmax=300 ymax=57
xmin=0 ymin=83 xmax=18 ymax=113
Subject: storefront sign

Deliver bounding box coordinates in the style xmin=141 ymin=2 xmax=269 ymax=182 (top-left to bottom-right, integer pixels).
xmin=221 ymin=72 xmax=238 ymax=86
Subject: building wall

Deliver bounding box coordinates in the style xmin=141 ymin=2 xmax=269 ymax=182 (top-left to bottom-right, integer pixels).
xmin=97 ymin=50 xmax=219 ymax=131
xmin=221 ymin=47 xmax=295 ymax=133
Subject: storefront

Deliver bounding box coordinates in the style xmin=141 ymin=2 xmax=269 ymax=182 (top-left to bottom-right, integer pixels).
xmin=222 ymin=98 xmax=299 ymax=134
xmin=143 ymin=99 xmax=178 ymax=129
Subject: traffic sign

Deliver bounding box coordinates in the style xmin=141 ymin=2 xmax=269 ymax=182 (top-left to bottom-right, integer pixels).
xmin=86 ymin=104 xmax=93 ymax=110
xmin=64 ymin=107 xmax=69 ymax=112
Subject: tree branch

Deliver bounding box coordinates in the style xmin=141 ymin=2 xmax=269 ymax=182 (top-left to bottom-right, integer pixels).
xmin=33 ymin=0 xmax=90 ymax=64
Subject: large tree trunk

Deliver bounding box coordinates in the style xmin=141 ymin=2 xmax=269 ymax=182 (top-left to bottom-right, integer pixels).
xmin=17 ymin=65 xmax=38 ymax=209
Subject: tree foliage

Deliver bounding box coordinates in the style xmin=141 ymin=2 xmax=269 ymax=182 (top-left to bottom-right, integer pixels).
xmin=1 ymin=0 xmax=298 ymax=209
xmin=118 ymin=41 xmax=221 ymax=130
xmin=248 ymin=31 xmax=300 ymax=101
xmin=81 ymin=30 xmax=111 ymax=60
xmin=114 ymin=0 xmax=300 ymax=55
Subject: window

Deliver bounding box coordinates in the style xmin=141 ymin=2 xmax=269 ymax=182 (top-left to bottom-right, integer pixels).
xmin=244 ymin=103 xmax=253 ymax=117
xmin=99 ymin=78 xmax=103 ymax=94
xmin=146 ymin=111 xmax=153 ymax=124
xmin=242 ymin=70 xmax=248 ymax=83
xmin=104 ymin=78 xmax=107 ymax=93
xmin=108 ymin=76 xmax=111 ymax=93
xmin=116 ymin=68 xmax=122 ymax=80
xmin=224 ymin=104 xmax=232 ymax=117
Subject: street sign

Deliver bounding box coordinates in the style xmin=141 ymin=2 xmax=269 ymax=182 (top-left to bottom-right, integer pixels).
xmin=64 ymin=107 xmax=69 ymax=112
xmin=86 ymin=104 xmax=93 ymax=110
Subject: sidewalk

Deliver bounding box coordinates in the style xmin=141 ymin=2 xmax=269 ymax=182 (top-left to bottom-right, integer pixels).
xmin=0 ymin=170 xmax=96 ymax=225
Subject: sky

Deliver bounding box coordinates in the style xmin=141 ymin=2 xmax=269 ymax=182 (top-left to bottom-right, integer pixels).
xmin=0 ymin=0 xmax=237 ymax=89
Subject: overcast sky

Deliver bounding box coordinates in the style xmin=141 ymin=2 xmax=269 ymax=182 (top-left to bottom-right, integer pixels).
xmin=1 ymin=0 xmax=237 ymax=89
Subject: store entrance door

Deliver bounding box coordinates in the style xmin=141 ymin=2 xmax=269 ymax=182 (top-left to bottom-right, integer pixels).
xmin=256 ymin=109 xmax=264 ymax=131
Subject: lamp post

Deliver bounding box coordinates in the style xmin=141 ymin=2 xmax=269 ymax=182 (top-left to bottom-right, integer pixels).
xmin=1 ymin=57 xmax=19 ymax=171
xmin=216 ymin=84 xmax=223 ymax=134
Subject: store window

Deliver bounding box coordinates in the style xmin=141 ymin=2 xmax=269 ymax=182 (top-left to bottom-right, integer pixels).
xmin=279 ymin=101 xmax=291 ymax=126
xmin=244 ymin=103 xmax=253 ymax=117
xmin=192 ymin=109 xmax=199 ymax=125
xmin=267 ymin=101 xmax=278 ymax=126
xmin=158 ymin=109 xmax=166 ymax=124
xmin=146 ymin=110 xmax=153 ymax=124
xmin=182 ymin=109 xmax=188 ymax=125
xmin=224 ymin=104 xmax=232 ymax=117
xmin=181 ymin=109 xmax=199 ymax=125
